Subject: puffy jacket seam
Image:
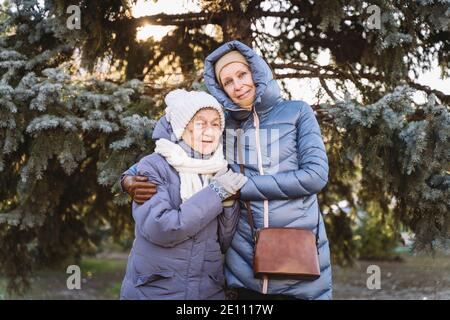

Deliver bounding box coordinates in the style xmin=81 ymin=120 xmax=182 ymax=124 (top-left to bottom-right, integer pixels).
xmin=248 ymin=178 xmax=268 ymax=200
xmin=298 ymin=131 xmax=323 ymax=140
xmin=229 ymin=245 xmax=254 ymax=270
xmin=298 ymin=146 xmax=328 ymax=154
xmin=269 ymin=175 xmax=290 ymax=198
xmin=301 ymin=166 xmax=328 ymax=183
xmin=224 ymin=265 xmax=246 ymax=288
xmin=293 ymin=173 xmax=309 ymax=193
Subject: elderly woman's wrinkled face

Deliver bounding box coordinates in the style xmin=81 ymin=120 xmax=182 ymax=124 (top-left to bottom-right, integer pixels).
xmin=219 ymin=62 xmax=256 ymax=110
xmin=181 ymin=108 xmax=222 ymax=155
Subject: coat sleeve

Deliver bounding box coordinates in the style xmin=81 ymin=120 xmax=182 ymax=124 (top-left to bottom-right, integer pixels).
xmin=217 ymin=200 xmax=240 ymax=253
xmin=119 ymin=163 xmax=138 ymax=192
xmin=239 ymin=102 xmax=329 ymax=201
xmin=133 ymin=156 xmax=224 ymax=248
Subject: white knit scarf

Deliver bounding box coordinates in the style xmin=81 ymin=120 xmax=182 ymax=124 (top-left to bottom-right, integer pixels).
xmin=154 ymin=138 xmax=228 ymax=202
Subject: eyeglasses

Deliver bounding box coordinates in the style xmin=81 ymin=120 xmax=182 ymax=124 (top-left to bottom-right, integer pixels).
xmin=192 ymin=121 xmax=221 ymax=132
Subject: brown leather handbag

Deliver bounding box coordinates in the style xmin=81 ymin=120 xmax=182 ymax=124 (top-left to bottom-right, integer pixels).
xmin=241 ymin=195 xmax=321 ymax=280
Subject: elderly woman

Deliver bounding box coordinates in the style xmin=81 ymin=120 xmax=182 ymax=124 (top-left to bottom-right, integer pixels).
xmin=120 ymin=89 xmax=247 ymax=300
xmin=122 ymin=41 xmax=332 ymax=300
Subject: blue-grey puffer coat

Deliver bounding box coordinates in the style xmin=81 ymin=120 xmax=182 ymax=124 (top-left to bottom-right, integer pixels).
xmin=204 ymin=40 xmax=332 ymax=299
xmin=120 ymin=116 xmax=240 ymax=300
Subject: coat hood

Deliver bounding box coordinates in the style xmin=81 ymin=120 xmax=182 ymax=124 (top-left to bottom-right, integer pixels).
xmin=151 ymin=115 xmax=176 ymax=142
xmin=204 ymin=40 xmax=282 ymax=121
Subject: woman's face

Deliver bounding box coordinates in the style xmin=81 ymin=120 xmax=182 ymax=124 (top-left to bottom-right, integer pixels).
xmin=181 ymin=108 xmax=222 ymax=155
xmin=219 ymin=62 xmax=256 ymax=110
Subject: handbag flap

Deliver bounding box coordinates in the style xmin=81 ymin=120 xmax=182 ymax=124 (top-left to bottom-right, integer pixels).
xmin=253 ymin=228 xmax=320 ymax=280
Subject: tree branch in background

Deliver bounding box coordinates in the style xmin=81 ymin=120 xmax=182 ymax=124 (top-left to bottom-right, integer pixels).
xmin=319 ymin=77 xmax=337 ymax=101
xmin=406 ymin=80 xmax=450 ymax=105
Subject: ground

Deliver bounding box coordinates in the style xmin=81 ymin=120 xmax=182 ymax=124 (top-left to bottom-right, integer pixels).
xmin=332 ymin=252 xmax=450 ymax=299
xmin=1 ymin=251 xmax=448 ymax=300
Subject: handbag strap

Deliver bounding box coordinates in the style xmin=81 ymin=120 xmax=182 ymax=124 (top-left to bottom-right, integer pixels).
xmin=236 ymin=123 xmax=321 ymax=252
xmin=239 ymin=163 xmax=256 ymax=229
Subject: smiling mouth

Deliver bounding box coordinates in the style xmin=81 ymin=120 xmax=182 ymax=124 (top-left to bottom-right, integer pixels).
xmin=237 ymin=91 xmax=250 ymax=99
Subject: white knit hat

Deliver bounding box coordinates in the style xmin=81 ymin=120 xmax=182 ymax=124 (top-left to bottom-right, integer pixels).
xmin=164 ymin=89 xmax=225 ymax=140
